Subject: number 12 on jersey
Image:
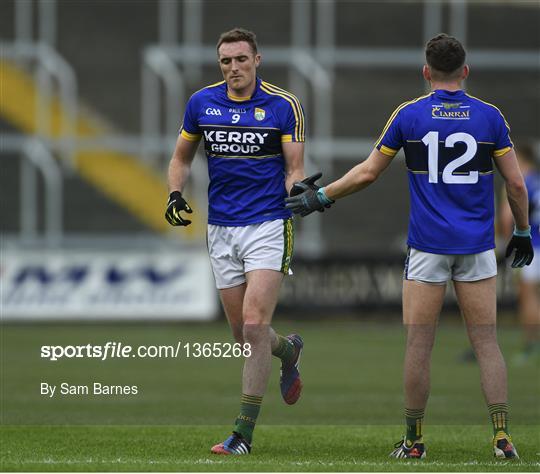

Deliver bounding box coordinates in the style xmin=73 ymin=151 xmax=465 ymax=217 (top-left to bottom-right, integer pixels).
xmin=422 ymin=131 xmax=479 ymax=184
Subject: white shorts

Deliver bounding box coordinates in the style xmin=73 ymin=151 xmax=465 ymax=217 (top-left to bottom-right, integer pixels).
xmin=521 ymin=246 xmax=540 ymax=282
xmin=404 ymin=247 xmax=497 ymax=284
xmin=207 ymin=218 xmax=294 ymax=289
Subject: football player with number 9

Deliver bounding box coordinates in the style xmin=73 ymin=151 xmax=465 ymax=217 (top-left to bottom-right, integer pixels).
xmin=166 ymin=28 xmax=310 ymax=456
xmin=286 ymin=33 xmax=533 ymax=460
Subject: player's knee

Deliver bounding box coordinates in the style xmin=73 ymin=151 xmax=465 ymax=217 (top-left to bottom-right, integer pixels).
xmin=467 ymin=324 xmax=497 ymax=347
xmin=406 ymin=326 xmax=436 ymax=350
xmin=242 ymin=305 xmax=269 ymax=325
xmin=469 ymin=334 xmax=499 ymax=354
xmin=242 ymin=323 xmax=270 ymax=345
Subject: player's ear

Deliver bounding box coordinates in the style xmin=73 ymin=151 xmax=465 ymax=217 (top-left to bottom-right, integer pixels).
xmin=422 ymin=65 xmax=431 ymax=82
xmin=255 ymin=54 xmax=261 ymax=68
xmin=462 ymin=64 xmax=470 ymax=80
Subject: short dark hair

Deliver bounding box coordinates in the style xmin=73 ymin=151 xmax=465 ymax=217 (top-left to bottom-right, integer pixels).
xmin=217 ymin=28 xmax=258 ymax=55
xmin=425 ymin=33 xmax=466 ymax=78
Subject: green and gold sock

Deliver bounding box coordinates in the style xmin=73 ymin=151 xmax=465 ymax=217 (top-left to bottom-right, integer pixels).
xmin=405 ymin=407 xmax=424 ymax=446
xmin=272 ymin=334 xmax=295 ymax=365
xmin=234 ymin=394 xmax=263 ymax=443
xmin=488 ymin=403 xmax=509 ymax=436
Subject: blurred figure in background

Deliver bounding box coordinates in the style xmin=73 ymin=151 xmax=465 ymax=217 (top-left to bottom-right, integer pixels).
xmin=499 ymin=143 xmax=540 ymax=363
xmin=165 ymin=28 xmax=308 ymax=455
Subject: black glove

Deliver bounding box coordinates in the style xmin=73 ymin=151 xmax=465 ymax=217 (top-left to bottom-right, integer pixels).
xmin=165 ymin=191 xmax=193 ymax=226
xmin=285 ymin=186 xmax=334 ymax=217
xmin=505 ymin=228 xmax=534 ymax=268
xmin=288 ymin=172 xmax=331 ymax=217
xmin=290 ymin=172 xmax=323 ymax=197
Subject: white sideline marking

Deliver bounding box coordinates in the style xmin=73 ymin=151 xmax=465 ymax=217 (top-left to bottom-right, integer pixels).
xmin=15 ymin=458 xmax=540 ymax=467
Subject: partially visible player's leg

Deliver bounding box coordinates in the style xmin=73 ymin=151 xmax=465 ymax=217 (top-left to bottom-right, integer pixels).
xmin=269 ymin=327 xmax=298 ymax=363
xmin=273 ymin=330 xmax=303 ymax=404
xmin=243 ymin=218 xmax=302 ymax=404
xmin=219 ymin=283 xmax=246 ymax=344
xmin=456 ymin=277 xmax=506 ymax=404
xmin=212 ymin=222 xmax=295 ymax=373
xmin=219 ymin=284 xmax=298 ymax=360
xmin=403 ymin=280 xmax=445 ymax=409
xmin=455 ymin=277 xmax=518 ymax=459
xmin=516 ymin=264 xmax=540 ymax=361
xmin=242 ymin=269 xmax=283 ymax=388
xmin=211 ymin=269 xmax=284 ymax=455
xmin=235 ymin=270 xmax=282 ymax=443
xmin=210 ymin=220 xmax=301 ymax=454
xmin=518 ymin=281 xmax=540 ymax=345
xmin=390 ymin=279 xmax=445 ymax=459
xmin=391 ymin=250 xmax=448 ymax=459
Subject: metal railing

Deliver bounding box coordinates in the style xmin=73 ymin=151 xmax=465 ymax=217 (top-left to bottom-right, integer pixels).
xmin=140 ymin=45 xmax=333 ymax=164
xmin=4 ymin=0 xmax=539 ymax=253
xmin=2 ymin=136 xmax=63 ymax=246
xmin=1 ymin=42 xmax=78 ymax=166
xmin=141 ymin=48 xmax=186 ymax=158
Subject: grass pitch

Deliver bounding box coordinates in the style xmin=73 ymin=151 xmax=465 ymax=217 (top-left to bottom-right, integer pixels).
xmin=1 ymin=318 xmax=539 ymax=471
xmin=2 ymin=425 xmax=539 ymax=471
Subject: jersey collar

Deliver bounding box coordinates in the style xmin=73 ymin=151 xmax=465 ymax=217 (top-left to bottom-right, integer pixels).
xmin=433 ymin=89 xmax=466 ymax=100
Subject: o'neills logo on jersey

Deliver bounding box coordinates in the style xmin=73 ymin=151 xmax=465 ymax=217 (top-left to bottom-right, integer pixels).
xmin=204 ymin=130 xmax=269 ymax=154
xmin=431 ymin=104 xmax=470 ymax=120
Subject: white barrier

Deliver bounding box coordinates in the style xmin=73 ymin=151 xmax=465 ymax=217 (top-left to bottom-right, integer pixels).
xmin=1 ymin=249 xmax=217 ymax=320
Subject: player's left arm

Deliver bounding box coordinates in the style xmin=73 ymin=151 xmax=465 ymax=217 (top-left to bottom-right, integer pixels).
xmin=494 ymin=149 xmax=529 ymax=231
xmin=494 ymin=148 xmax=534 ymax=267
xmin=497 ymin=188 xmax=514 ymax=240
xmin=324 ymin=148 xmax=393 ymax=200
xmin=283 ymin=141 xmax=305 ymax=195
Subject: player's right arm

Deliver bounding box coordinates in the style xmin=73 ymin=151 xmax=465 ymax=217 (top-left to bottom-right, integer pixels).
xmin=167 ymin=134 xmax=200 ymax=193
xmin=322 ymin=100 xmax=402 ymax=200
xmin=165 ymin=92 xmax=202 ymax=226
xmin=285 ymin=104 xmax=400 ymax=216
xmin=324 ymin=148 xmax=393 ymax=200
xmin=165 ymin=134 xmax=200 ymax=226
xmin=285 ymin=148 xmax=393 ymax=216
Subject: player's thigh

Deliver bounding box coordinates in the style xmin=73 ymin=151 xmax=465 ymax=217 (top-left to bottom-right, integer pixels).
xmin=453 ymin=276 xmax=497 ymax=325
xmin=219 ymin=283 xmax=246 ymax=342
xmin=403 ymin=279 xmax=446 ymax=325
xmin=243 ymin=269 xmax=284 ymax=325
xmin=402 ymin=248 xmax=448 ymax=325
xmin=242 ymin=218 xmax=294 ymax=278
xmin=207 ymin=224 xmax=247 ymax=290
xmin=517 ymin=280 xmax=540 ymax=325
xmin=453 ymin=250 xmax=497 ymax=282
xmin=519 ymin=247 xmax=540 ymax=324
xmin=452 ymin=250 xmax=497 ymax=325
xmin=521 ymin=250 xmax=540 ymax=284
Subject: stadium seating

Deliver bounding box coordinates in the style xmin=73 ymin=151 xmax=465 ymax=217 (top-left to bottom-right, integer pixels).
xmin=0 ymin=1 xmax=538 ymax=252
